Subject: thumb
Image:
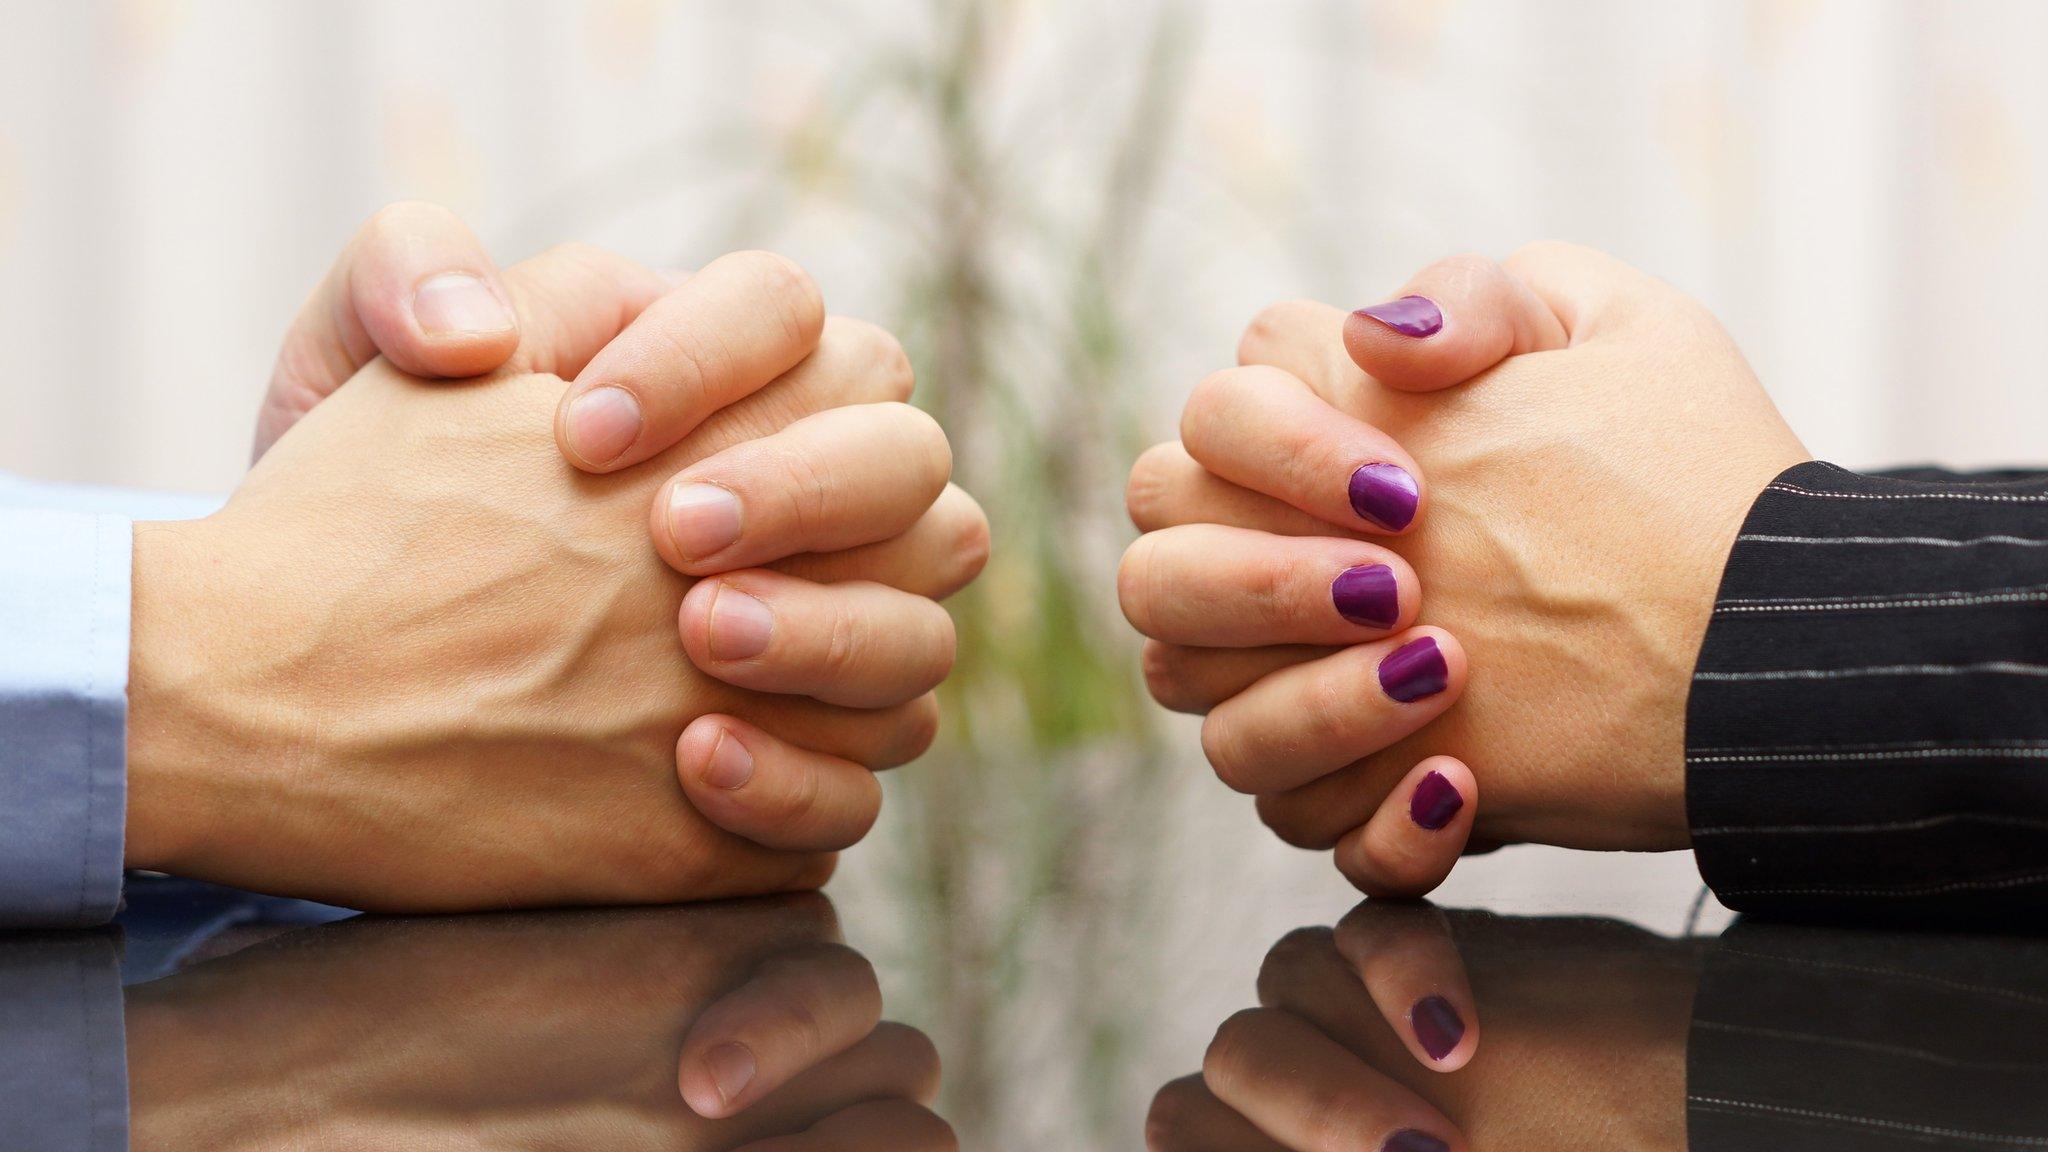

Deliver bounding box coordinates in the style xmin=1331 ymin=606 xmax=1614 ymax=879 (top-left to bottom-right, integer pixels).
xmin=1343 ymin=253 xmax=1568 ymax=393
xmin=254 ymin=201 xmax=519 ymax=459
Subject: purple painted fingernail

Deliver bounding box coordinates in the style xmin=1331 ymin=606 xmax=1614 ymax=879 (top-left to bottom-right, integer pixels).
xmin=1411 ymin=995 xmax=1466 ymax=1061
xmin=1354 ymin=295 xmax=1444 ymax=338
xmin=1332 ymin=563 xmax=1399 ymax=628
xmin=1384 ymin=635 xmax=1449 ymax=701
xmin=1379 ymin=636 xmax=1448 ymax=703
xmin=1409 ymin=770 xmax=1464 ymax=830
xmin=1348 ymin=463 xmax=1419 ymax=531
xmin=1383 ymin=1130 xmax=1450 ymax=1152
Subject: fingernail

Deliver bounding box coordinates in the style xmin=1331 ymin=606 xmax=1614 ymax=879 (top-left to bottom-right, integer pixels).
xmin=707 ymin=585 xmax=774 ymax=661
xmin=701 ymin=731 xmax=754 ymax=790
xmin=1354 ymin=295 xmax=1443 ymax=338
xmin=668 ymin=483 xmax=744 ymax=560
xmin=1332 ymin=563 xmax=1400 ymax=628
xmin=1411 ymin=994 xmax=1466 ymax=1061
xmin=703 ymin=1041 xmax=757 ymax=1106
xmin=412 ymin=272 xmax=515 ymax=336
xmin=1383 ymin=1129 xmax=1451 ymax=1152
xmin=1379 ymin=636 xmax=1448 ymax=703
xmin=1348 ymin=463 xmax=1418 ymax=531
xmin=563 ymin=386 xmax=643 ymax=465
xmin=1409 ymin=769 xmax=1464 ymax=830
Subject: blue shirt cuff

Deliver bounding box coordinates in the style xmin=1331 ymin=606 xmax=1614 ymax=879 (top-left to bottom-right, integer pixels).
xmin=0 ymin=508 xmax=135 ymax=927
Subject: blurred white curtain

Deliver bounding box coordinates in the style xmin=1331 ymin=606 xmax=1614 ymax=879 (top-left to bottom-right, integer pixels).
xmin=2 ymin=0 xmax=2044 ymax=492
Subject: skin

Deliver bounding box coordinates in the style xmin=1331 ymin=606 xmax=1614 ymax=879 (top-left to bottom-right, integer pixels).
xmin=124 ymin=896 xmax=955 ymax=1151
xmin=1125 ymin=242 xmax=1811 ymax=861
xmin=126 ymin=240 xmax=987 ymax=910
xmin=1147 ymin=903 xmax=1704 ymax=1152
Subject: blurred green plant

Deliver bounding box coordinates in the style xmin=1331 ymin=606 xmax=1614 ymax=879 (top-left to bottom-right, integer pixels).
xmin=724 ymin=1 xmax=1199 ymax=1144
xmin=529 ymin=2 xmax=1200 ymax=1143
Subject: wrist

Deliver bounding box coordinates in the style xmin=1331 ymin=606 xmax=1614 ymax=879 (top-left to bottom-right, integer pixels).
xmin=126 ymin=518 xmax=234 ymax=873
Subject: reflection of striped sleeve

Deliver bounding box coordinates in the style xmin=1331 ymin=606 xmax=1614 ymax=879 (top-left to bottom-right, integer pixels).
xmin=1685 ymin=461 xmax=2048 ymax=918
xmin=1688 ymin=920 xmax=2048 ymax=1149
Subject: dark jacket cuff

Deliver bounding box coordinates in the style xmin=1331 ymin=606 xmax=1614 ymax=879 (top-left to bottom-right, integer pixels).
xmin=1685 ymin=460 xmax=2048 ymax=918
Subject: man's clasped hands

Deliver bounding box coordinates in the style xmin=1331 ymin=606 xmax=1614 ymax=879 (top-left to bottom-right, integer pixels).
xmin=129 ymin=203 xmax=1809 ymax=914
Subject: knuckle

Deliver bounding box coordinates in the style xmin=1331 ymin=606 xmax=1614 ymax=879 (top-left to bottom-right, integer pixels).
xmin=738 ymin=249 xmax=825 ymax=342
xmin=779 ymin=445 xmax=839 ymax=541
xmin=1181 ymin=368 xmax=1247 ymax=445
xmin=884 ymin=401 xmax=953 ymax=490
xmin=1202 ymin=1008 xmax=1271 ymax=1083
xmin=1116 ymin=538 xmax=1160 ymax=635
xmin=1236 ymin=298 xmax=1325 ymax=363
xmin=1257 ymin=792 xmax=1340 ymax=850
xmin=1199 ymin=710 xmax=1254 ymax=793
xmin=1125 ymin=441 xmax=1185 ymax=530
xmin=821 ymin=604 xmax=869 ymax=681
xmin=948 ymin=491 xmax=992 ymax=583
xmin=361 ymin=199 xmax=449 ymax=241
xmin=859 ymin=320 xmax=918 ymax=400
xmin=1241 ymin=551 xmax=1296 ymax=630
xmin=888 ymin=695 xmax=942 ymax=765
xmin=1141 ymin=642 xmax=1197 ymax=713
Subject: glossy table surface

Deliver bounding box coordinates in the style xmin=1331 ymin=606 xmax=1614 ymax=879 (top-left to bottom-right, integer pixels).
xmin=3 ymin=850 xmax=2039 ymax=1152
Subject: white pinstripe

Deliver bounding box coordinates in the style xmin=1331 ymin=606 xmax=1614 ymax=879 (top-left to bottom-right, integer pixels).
xmin=1715 ymin=586 xmax=2048 ymax=614
xmin=1689 ymin=746 xmax=2048 ymax=765
xmin=1692 ymin=811 xmax=2048 ymax=835
xmin=1695 ymin=661 xmax=2048 ymax=682
xmin=1768 ymin=483 xmax=2048 ymax=503
xmin=1739 ymin=532 xmax=2048 ymax=548
xmin=1687 ymin=1096 xmax=2048 ymax=1146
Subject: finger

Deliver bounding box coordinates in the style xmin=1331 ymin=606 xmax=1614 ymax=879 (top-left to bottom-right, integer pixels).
xmin=671 ymin=316 xmax=916 ymax=462
xmin=653 ymin=403 xmax=951 ymax=575
xmin=681 ymin=572 xmax=956 ymax=709
xmin=1145 ymin=1074 xmax=1292 ymax=1152
xmin=678 ymin=941 xmax=883 ymax=1118
xmin=1333 ymin=757 xmax=1476 ymax=903
xmin=774 ymin=484 xmax=990 ymax=600
xmin=498 ymin=241 xmax=673 ymax=378
xmin=559 ymin=249 xmax=826 ymax=471
xmin=677 ymin=716 xmax=882 ymax=852
xmin=1202 ymin=628 xmax=1466 ymax=794
xmin=722 ymin=692 xmax=940 ymax=771
xmin=1128 ymin=441 xmax=1360 ymax=539
xmin=256 ymin=200 xmax=520 ymax=458
xmin=1203 ymin=1008 xmax=1464 ymax=1152
xmin=1235 ymin=299 xmax=1370 ymax=408
xmin=1142 ymin=641 xmax=1331 ymax=715
xmin=1343 ymin=253 xmax=1567 ymax=393
xmin=1335 ymin=900 xmax=1481 ymax=1075
xmin=719 ymin=1022 xmax=941 ymax=1144
xmin=1501 ymin=239 xmax=1662 ymax=342
xmin=735 ymin=1099 xmax=958 ymax=1152
xmin=1120 ymin=525 xmax=1418 ymax=647
xmin=1181 ymin=366 xmax=1425 ymax=535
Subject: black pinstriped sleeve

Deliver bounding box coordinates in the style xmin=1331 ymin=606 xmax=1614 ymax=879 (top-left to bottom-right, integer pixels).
xmin=1685 ymin=461 xmax=2048 ymax=918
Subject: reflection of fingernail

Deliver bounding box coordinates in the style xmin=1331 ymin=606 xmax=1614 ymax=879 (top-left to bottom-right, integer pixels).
xmin=701 ymin=731 xmax=755 ymax=790
xmin=668 ymin=483 xmax=744 ymax=560
xmin=413 ymin=272 xmax=515 ymax=335
xmin=1412 ymin=995 xmax=1466 ymax=1061
xmin=1379 ymin=636 xmax=1448 ymax=703
xmin=564 ymin=386 xmax=643 ymax=466
xmin=1354 ymin=295 xmax=1443 ymax=338
xmin=704 ymin=1041 xmax=757 ymax=1105
xmin=1409 ymin=770 xmax=1464 ymax=830
xmin=1332 ymin=563 xmax=1400 ymax=628
xmin=1383 ymin=1130 xmax=1451 ymax=1152
xmin=1348 ymin=463 xmax=1418 ymax=531
xmin=707 ymin=585 xmax=775 ymax=662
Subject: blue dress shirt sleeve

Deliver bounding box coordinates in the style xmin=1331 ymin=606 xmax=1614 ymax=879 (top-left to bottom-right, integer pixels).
xmin=0 ymin=473 xmax=222 ymax=928
xmin=0 ymin=932 xmax=128 ymax=1152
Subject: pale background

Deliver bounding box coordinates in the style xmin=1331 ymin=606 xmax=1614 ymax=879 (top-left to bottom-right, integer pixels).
xmin=3 ymin=1 xmax=2042 ymax=1146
